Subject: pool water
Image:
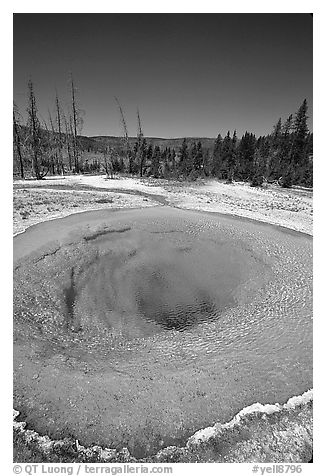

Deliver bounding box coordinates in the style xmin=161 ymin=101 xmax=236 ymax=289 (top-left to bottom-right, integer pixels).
xmin=13 ymin=207 xmax=312 ymax=458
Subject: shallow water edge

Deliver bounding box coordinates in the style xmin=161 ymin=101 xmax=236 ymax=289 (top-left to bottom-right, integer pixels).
xmin=13 ymin=389 xmax=313 ymax=463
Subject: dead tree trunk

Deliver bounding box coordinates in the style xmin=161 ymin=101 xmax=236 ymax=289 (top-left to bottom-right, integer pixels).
xmin=115 ymin=97 xmax=132 ymax=174
xmin=63 ymin=113 xmax=73 ymax=172
xmin=55 ymin=92 xmax=64 ymax=175
xmin=71 ymin=75 xmax=79 ymax=173
xmin=13 ymin=102 xmax=24 ymax=179
xmin=27 ymin=80 xmax=42 ymax=179
xmin=137 ymin=108 xmax=146 ymax=177
xmin=48 ymin=110 xmax=60 ymax=175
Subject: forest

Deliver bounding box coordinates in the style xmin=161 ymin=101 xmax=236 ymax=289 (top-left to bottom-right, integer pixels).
xmin=13 ymin=77 xmax=313 ymax=188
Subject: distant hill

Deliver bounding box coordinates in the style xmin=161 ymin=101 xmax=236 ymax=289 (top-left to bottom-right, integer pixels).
xmin=16 ymin=125 xmax=217 ymax=155
xmin=91 ymin=136 xmax=216 ymax=151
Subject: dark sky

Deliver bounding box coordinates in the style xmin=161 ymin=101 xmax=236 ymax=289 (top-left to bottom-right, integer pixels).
xmin=13 ymin=13 xmax=313 ymax=138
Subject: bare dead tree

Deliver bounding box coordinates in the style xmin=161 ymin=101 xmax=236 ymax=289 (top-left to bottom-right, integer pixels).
xmin=38 ymin=111 xmax=54 ymax=176
xmin=115 ymin=97 xmax=132 ymax=173
xmin=136 ymin=108 xmax=146 ymax=177
xmin=47 ymin=110 xmax=58 ymax=175
xmin=71 ymin=75 xmax=78 ymax=172
xmin=62 ymin=111 xmax=73 ymax=172
xmin=55 ymin=91 xmax=64 ymax=175
xmin=70 ymin=75 xmax=83 ymax=173
xmin=13 ymin=102 xmax=24 ymax=179
xmin=26 ymin=79 xmax=45 ymax=179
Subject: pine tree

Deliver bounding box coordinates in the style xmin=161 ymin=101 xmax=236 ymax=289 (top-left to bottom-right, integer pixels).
xmin=236 ymin=132 xmax=256 ymax=180
xmin=220 ymin=131 xmax=232 ymax=180
xmin=280 ymin=160 xmax=296 ymax=188
xmin=290 ymin=99 xmax=309 ymax=184
xmin=226 ymin=130 xmax=238 ymax=182
xmin=211 ymin=134 xmax=223 ymax=177
xmin=171 ymin=148 xmax=176 ymax=175
xmin=179 ymin=139 xmax=190 ymax=176
xmin=160 ymin=148 xmax=168 ymax=177
xmin=257 ymin=136 xmax=271 ymax=179
xmin=193 ymin=141 xmax=203 ymax=172
xmin=269 ymin=118 xmax=282 ymax=179
xmin=279 ymin=114 xmax=294 ymax=181
xmin=150 ymin=146 xmax=161 ymax=177
xmin=306 ymin=132 xmax=313 ymax=156
xmin=203 ymin=149 xmax=210 ymax=176
xmin=251 ymin=148 xmax=265 ymax=186
xmin=271 ymin=118 xmax=282 ymax=149
xmin=303 ymin=131 xmax=313 ymax=187
xmin=146 ymin=143 xmax=153 ymax=175
xmin=186 ymin=142 xmax=197 ymax=178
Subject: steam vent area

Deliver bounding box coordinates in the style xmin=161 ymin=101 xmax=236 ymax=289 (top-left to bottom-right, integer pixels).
xmin=13 ymin=206 xmax=313 ymax=461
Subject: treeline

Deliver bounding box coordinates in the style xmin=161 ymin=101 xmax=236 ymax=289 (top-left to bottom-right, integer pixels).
xmin=13 ymin=76 xmax=85 ymax=180
xmin=13 ymin=80 xmax=312 ymax=188
xmin=173 ymin=99 xmax=312 ymax=187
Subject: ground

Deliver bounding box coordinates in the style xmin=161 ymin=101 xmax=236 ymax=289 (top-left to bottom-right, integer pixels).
xmin=13 ymin=174 xmax=313 ymax=237
xmin=13 ymin=174 xmax=313 ymax=463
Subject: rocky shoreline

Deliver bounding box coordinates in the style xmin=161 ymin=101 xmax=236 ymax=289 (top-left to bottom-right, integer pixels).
xmin=13 ymin=390 xmax=312 ymax=463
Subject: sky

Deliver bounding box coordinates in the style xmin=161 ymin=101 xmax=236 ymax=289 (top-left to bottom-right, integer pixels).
xmin=13 ymin=13 xmax=313 ymax=138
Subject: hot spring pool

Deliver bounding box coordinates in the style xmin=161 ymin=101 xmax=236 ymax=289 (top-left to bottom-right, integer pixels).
xmin=13 ymin=207 xmax=313 ymax=457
